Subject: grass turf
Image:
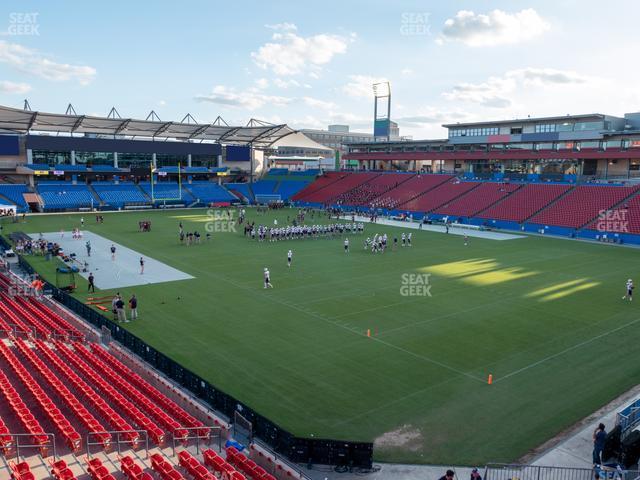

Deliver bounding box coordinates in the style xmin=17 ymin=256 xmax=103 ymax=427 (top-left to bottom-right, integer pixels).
xmin=4 ymin=208 xmax=640 ymax=465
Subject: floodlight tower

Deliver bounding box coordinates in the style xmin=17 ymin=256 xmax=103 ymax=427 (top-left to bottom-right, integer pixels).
xmin=373 ymin=82 xmax=391 ymax=142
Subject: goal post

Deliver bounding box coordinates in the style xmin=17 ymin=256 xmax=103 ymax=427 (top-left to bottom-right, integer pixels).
xmin=150 ymin=161 xmax=183 ymax=202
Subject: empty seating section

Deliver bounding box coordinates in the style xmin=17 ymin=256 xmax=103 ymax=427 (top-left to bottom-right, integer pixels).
xmin=11 ymin=338 xmax=111 ymax=447
xmin=401 ymin=179 xmax=479 ymax=212
xmin=86 ymin=457 xmax=116 ymax=480
xmin=50 ymin=458 xmax=77 ymax=480
xmin=92 ymin=183 xmax=148 ymax=207
xmin=0 ymin=340 xmax=82 ymax=450
xmin=0 ymin=293 xmax=40 ymax=338
xmin=88 ymin=343 xmax=210 ymax=436
xmin=36 ymin=340 xmax=137 ymax=445
xmin=150 ymin=453 xmax=185 ymax=480
xmin=10 ymin=461 xmax=35 ymax=480
xmin=203 ymin=448 xmax=245 ymax=480
xmin=275 ymin=180 xmax=309 ymax=200
xmin=435 ymin=183 xmax=521 ymax=217
xmin=0 ymin=183 xmax=29 ymax=211
xmin=478 ymin=184 xmax=572 ymax=222
xmin=53 ymin=340 xmax=165 ymax=445
xmin=0 ymin=413 xmax=12 ymax=452
xmin=0 ymin=368 xmax=48 ymax=450
xmin=333 ymin=173 xmax=415 ymax=207
xmin=250 ymin=180 xmax=277 ymax=196
xmin=225 ymin=446 xmax=276 ymax=480
xmin=139 ymin=182 xmax=194 ymax=202
xmin=37 ymin=183 xmax=95 ymax=210
xmin=120 ymin=456 xmax=153 ymax=480
xmin=298 ymin=172 xmax=380 ymax=203
xmin=586 ymin=192 xmax=640 ymax=233
xmin=291 ymin=171 xmax=346 ymax=200
xmin=373 ymin=174 xmax=453 ymax=209
xmin=186 ymin=183 xmax=237 ymax=203
xmin=226 ymin=183 xmax=253 ymax=201
xmin=178 ymin=450 xmax=216 ymax=480
xmin=529 ymin=185 xmax=640 ymax=228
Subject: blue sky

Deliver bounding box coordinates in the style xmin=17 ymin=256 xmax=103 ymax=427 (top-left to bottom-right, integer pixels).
xmin=0 ymin=0 xmax=639 ymax=138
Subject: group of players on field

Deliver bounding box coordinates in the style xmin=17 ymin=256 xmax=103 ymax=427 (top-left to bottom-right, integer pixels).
xmin=364 ymin=232 xmax=412 ymax=253
xmin=248 ymin=222 xmax=365 ymax=242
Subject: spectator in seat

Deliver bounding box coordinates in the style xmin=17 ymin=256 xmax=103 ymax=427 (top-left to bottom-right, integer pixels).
xmin=592 ymin=423 xmax=607 ymax=465
xmin=471 ymin=468 xmax=482 ymax=480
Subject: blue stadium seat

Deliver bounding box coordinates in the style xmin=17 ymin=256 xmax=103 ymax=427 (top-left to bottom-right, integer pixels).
xmin=276 ymin=181 xmax=310 ymax=200
xmin=37 ymin=183 xmax=96 ymax=210
xmin=226 ymin=183 xmax=253 ymax=202
xmin=0 ymin=184 xmax=29 ymax=212
xmin=138 ymin=182 xmax=195 ymax=202
xmin=186 ymin=183 xmax=237 ymax=203
xmin=92 ymin=183 xmax=148 ymax=207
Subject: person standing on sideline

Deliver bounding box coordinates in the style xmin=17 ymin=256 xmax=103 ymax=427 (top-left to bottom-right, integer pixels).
xmin=439 ymin=470 xmax=455 ymax=480
xmin=112 ymin=293 xmax=119 ymax=321
xmin=139 ymin=257 xmax=145 ymax=274
xmin=88 ymin=272 xmax=95 ymax=293
xmin=115 ymin=295 xmax=128 ymax=323
xmin=129 ymin=294 xmax=138 ymax=320
xmin=592 ymin=423 xmax=607 ymax=465
xmin=287 ymin=250 xmax=292 ymax=268
xmin=344 ymin=237 xmax=350 ymax=253
xmin=110 ymin=244 xmax=116 ymax=261
xmin=86 ymin=240 xmax=91 ymax=257
xmin=80 ymin=217 xmax=84 ymax=227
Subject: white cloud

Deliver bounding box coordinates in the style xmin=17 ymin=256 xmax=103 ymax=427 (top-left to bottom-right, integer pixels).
xmin=195 ymin=85 xmax=293 ymax=110
xmin=439 ymin=9 xmax=550 ymax=47
xmin=0 ymin=40 xmax=96 ymax=84
xmin=273 ymin=78 xmax=300 ymax=89
xmin=0 ymin=80 xmax=31 ymax=94
xmin=265 ymin=22 xmax=297 ymax=32
xmin=252 ymin=28 xmax=351 ymax=76
xmin=157 ymin=100 xmax=166 ymax=107
xmin=442 ymin=68 xmax=592 ymax=108
xmin=397 ymin=107 xmax=472 ymax=128
xmin=254 ymin=78 xmax=269 ymax=89
xmin=302 ymin=96 xmax=336 ymax=110
xmin=342 ymin=75 xmax=388 ymax=98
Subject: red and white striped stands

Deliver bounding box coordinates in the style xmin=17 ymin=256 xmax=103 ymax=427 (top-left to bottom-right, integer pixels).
xmin=529 ymin=185 xmax=640 ymax=228
xmin=178 ymin=450 xmax=216 ymax=480
xmin=10 ymin=460 xmax=35 ymax=480
xmin=400 ymin=178 xmax=479 ymax=212
xmin=86 ymin=456 xmax=116 ymax=480
xmin=435 ymin=183 xmax=522 ymax=217
xmin=0 ymin=340 xmax=81 ymax=450
xmin=477 ymin=184 xmax=572 ymax=223
xmin=202 ymin=448 xmax=246 ymax=480
xmin=49 ymin=459 xmax=77 ymax=480
xmin=150 ymin=452 xmax=186 ymax=480
xmin=294 ymin=172 xmax=380 ymax=204
xmin=373 ymin=174 xmax=453 ymax=210
xmin=290 ymin=171 xmax=345 ymax=201
xmin=120 ymin=455 xmax=154 ymax=480
xmin=225 ymin=446 xmax=277 ymax=480
xmin=0 ymin=293 xmax=39 ymax=338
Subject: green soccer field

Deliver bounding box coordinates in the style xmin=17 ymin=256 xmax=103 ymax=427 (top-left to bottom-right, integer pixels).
xmin=4 ymin=208 xmax=640 ymax=465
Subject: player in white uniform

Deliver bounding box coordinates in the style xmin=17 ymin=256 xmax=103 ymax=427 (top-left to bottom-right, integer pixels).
xmin=344 ymin=238 xmax=350 ymax=253
xmin=464 ymin=234 xmax=468 ymax=246
xmin=401 ymin=232 xmax=406 ymax=247
xmin=623 ymin=279 xmax=634 ymax=301
xmin=407 ymin=232 xmax=412 ymax=247
xmin=287 ymin=250 xmax=293 ymax=268
xmin=264 ymin=268 xmax=273 ymax=289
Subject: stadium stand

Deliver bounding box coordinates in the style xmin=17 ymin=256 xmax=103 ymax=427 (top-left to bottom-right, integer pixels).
xmin=295 ymin=172 xmax=380 ymax=203
xmin=91 ymin=182 xmax=148 ymax=207
xmin=250 ymin=180 xmax=278 ymax=196
xmin=291 ymin=171 xmax=348 ymax=201
xmin=138 ymin=182 xmax=195 ymax=202
xmin=586 ymin=191 xmax=640 ymax=234
xmin=37 ymin=183 xmax=96 ymax=210
xmin=187 ymin=182 xmax=237 ymax=203
xmin=477 ymin=183 xmax=572 ymax=223
xmin=400 ymin=178 xmax=479 ymax=212
xmin=529 ymin=185 xmax=640 ymax=228
xmin=275 ymin=180 xmax=309 ymax=200
xmin=0 ymin=183 xmax=29 ymax=211
xmin=226 ymin=183 xmax=253 ymax=202
xmin=369 ymin=174 xmax=453 ymax=210
xmin=434 ymin=182 xmax=522 ymax=217
xmin=332 ymin=172 xmax=415 ymax=207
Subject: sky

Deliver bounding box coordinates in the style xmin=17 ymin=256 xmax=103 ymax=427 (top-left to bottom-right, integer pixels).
xmin=0 ymin=0 xmax=639 ymax=139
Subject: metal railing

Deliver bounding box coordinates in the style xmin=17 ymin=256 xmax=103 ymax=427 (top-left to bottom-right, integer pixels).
xmin=486 ymin=464 xmax=640 ymax=480
xmin=86 ymin=430 xmax=148 ymax=458
xmin=171 ymin=426 xmax=222 ymax=457
xmin=5 ymin=432 xmax=56 ymax=460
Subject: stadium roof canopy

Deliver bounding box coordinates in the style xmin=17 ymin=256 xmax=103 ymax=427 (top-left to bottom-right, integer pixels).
xmin=0 ymin=104 xmax=299 ymax=146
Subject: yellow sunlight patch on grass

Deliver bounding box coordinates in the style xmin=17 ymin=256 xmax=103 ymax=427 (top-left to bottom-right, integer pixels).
xmin=525 ymin=279 xmax=588 ymax=298
xmin=538 ymin=282 xmax=600 ymax=302
xmin=419 ymin=258 xmax=539 ymax=286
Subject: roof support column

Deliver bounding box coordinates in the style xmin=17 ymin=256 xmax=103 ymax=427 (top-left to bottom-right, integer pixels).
xmin=114 ymin=151 xmax=118 ymax=169
xmin=152 ymin=153 xmax=157 ymax=169
xmin=70 ymin=150 xmax=76 ymax=166
xmin=26 ymin=148 xmax=33 ymax=164
xmin=187 ymin=154 xmax=192 ymax=168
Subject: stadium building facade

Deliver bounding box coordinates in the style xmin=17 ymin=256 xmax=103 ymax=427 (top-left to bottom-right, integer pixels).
xmin=344 ymin=112 xmax=640 ymax=181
